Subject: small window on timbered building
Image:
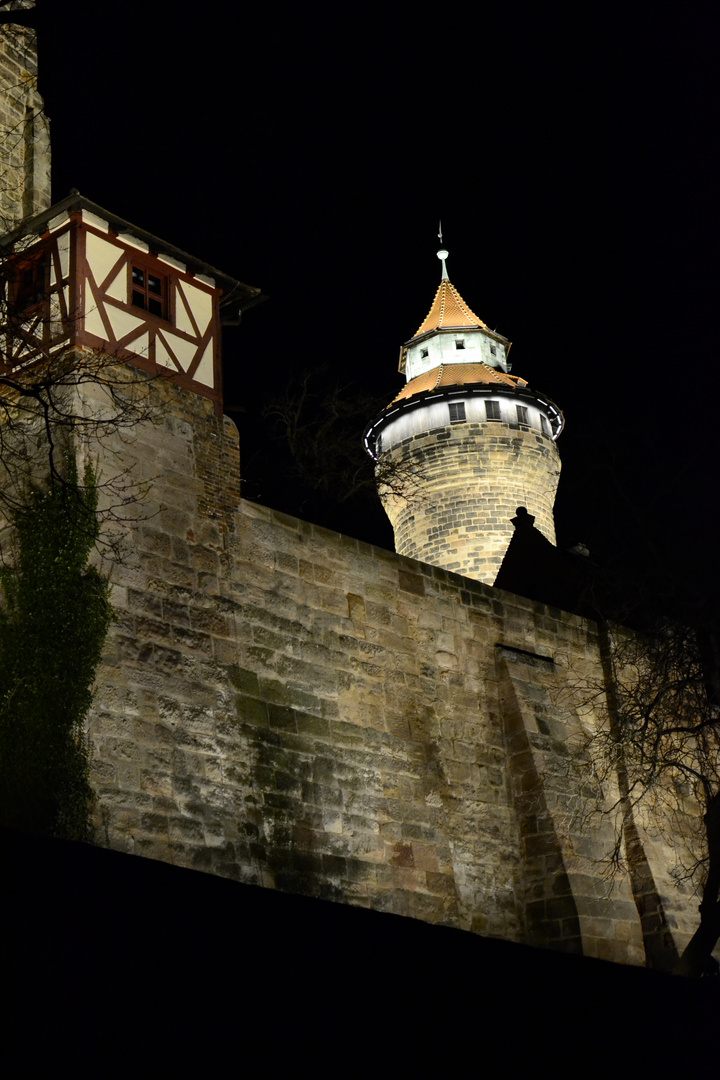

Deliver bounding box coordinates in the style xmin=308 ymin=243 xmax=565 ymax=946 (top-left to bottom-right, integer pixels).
xmin=131 ymin=265 xmax=169 ymax=320
xmin=12 ymin=253 xmax=48 ymax=315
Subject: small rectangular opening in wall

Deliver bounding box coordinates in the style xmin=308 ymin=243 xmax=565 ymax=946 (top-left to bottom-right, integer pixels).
xmin=11 ymin=252 xmax=49 ymax=314
xmin=131 ymin=264 xmax=169 ymax=321
xmin=517 ymin=405 xmax=529 ymax=425
xmin=455 ymin=340 xmax=465 ymax=350
xmin=496 ymin=643 xmax=555 ymax=665
xmin=449 ymin=402 xmax=466 ymax=423
xmin=485 ymin=400 xmax=500 ymax=420
xmin=540 ymin=414 xmax=550 ymax=436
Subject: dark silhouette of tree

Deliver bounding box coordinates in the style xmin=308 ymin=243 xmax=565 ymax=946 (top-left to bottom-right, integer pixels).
xmin=587 ymin=608 xmax=720 ymax=978
xmin=0 ymin=454 xmax=112 ymax=838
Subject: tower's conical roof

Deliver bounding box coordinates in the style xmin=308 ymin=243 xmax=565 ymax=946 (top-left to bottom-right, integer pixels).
xmin=410 ymin=278 xmax=489 ymax=340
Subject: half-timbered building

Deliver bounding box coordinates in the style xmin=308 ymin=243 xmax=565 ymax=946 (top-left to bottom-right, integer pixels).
xmin=2 ymin=192 xmax=263 ymax=414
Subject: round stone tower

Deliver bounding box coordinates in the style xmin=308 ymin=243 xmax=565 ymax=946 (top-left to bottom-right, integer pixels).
xmin=364 ymin=248 xmax=563 ymax=585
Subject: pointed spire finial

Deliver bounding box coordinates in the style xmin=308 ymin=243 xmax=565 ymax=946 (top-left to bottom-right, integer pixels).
xmin=437 ymin=220 xmax=449 ymax=280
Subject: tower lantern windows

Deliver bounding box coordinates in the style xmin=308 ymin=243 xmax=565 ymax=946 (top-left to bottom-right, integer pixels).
xmin=455 ymin=340 xmax=465 ymax=350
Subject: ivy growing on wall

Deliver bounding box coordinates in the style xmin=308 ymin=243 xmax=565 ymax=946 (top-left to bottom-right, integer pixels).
xmin=0 ymin=455 xmax=112 ymax=839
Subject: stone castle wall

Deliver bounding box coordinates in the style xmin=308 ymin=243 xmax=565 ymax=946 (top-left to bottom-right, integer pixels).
xmin=87 ymin=376 xmax=698 ymax=967
xmin=379 ymin=421 xmax=561 ymax=585
xmin=0 ymin=7 xmax=51 ymax=235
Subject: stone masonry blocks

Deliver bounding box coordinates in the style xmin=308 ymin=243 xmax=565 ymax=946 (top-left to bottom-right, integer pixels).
xmin=378 ymin=421 xmax=561 ymax=586
xmin=85 ymin=378 xmax=700 ymax=969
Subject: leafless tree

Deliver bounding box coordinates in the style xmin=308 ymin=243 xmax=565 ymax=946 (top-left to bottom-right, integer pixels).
xmin=0 ymin=6 xmax=159 ymax=557
xmin=576 ymin=612 xmax=720 ymax=977
xmin=0 ymin=340 xmax=158 ymax=553
xmin=263 ymin=365 xmax=427 ymax=519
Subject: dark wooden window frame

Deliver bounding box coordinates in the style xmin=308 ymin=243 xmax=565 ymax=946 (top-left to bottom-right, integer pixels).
xmin=130 ymin=261 xmax=170 ymax=322
xmin=9 ymin=248 xmax=50 ymax=317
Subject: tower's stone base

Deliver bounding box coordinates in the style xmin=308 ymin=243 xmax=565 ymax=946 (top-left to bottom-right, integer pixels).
xmin=378 ymin=421 xmax=561 ymax=585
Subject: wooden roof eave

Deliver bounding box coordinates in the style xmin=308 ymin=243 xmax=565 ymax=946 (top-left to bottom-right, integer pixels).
xmin=1 ymin=192 xmax=266 ymax=323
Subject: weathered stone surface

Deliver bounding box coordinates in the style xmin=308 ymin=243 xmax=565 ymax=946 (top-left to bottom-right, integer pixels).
xmin=83 ymin=375 xmax=703 ymax=970
xmin=379 ymin=423 xmax=560 ymax=586
xmin=0 ymin=14 xmax=51 ymax=233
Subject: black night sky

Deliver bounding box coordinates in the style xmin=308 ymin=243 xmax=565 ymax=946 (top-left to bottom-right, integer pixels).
xmin=34 ymin=2 xmax=719 ymax=593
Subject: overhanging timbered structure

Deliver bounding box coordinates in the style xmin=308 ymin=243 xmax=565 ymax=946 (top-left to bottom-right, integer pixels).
xmin=1 ymin=193 xmax=264 ymax=414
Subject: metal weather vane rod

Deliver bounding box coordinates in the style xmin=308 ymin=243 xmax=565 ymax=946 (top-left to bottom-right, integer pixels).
xmin=437 ymin=221 xmax=449 ymax=280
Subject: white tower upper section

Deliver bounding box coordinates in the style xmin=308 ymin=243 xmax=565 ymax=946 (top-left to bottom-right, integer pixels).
xmin=399 ymin=248 xmax=512 ymax=382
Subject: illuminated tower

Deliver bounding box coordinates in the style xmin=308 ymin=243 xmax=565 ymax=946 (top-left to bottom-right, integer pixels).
xmin=364 ymin=247 xmax=563 ymax=585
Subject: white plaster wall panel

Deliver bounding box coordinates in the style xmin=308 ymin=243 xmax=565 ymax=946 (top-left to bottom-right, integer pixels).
xmin=174 ymin=283 xmax=196 ymax=337
xmin=104 ymin=262 xmax=127 ymax=302
xmin=177 ymin=280 xmax=212 ymax=336
xmin=192 ymin=339 xmax=214 ymax=387
xmin=105 ymin=305 xmax=145 ymax=343
xmin=49 ymin=295 xmax=63 ymax=337
xmin=85 ymin=231 xmax=124 ymax=291
xmin=124 ymin=329 xmax=149 ymax=358
xmin=83 ymin=292 xmax=107 ymax=340
xmin=155 ymin=334 xmax=180 ymax=370
xmin=53 ymin=230 xmax=70 ymax=283
xmin=157 ymin=329 xmax=197 ymax=372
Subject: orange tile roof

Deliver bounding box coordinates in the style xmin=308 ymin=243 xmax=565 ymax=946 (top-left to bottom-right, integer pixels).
xmin=389 ymin=363 xmax=528 ymax=406
xmin=411 ymin=278 xmax=489 ymax=339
